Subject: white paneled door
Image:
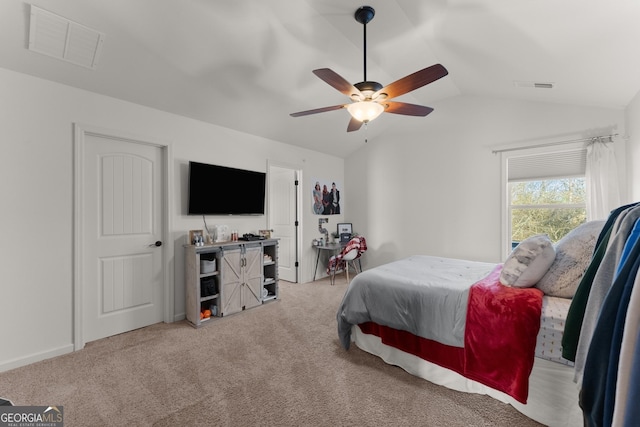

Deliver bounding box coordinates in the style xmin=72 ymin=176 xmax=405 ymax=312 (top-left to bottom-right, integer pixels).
xmin=82 ymin=133 xmax=164 ymax=343
xmin=268 ymin=165 xmax=298 ymax=282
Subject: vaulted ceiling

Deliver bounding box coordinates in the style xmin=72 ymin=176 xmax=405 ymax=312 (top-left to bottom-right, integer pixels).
xmin=1 ymin=0 xmax=639 ymax=157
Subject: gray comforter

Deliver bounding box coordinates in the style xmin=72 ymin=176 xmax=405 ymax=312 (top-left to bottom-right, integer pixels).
xmin=336 ymin=255 xmax=497 ymax=349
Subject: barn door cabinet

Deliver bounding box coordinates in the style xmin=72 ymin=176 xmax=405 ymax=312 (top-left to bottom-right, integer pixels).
xmin=185 ymin=239 xmax=279 ymax=328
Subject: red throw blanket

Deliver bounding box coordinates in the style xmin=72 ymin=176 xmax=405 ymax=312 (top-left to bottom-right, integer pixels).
xmin=464 ymin=264 xmax=543 ymax=403
xmin=327 ymin=237 xmax=367 ymax=274
xmin=359 ymin=264 xmax=543 ymax=404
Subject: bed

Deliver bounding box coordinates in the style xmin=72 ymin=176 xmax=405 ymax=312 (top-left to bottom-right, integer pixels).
xmin=337 ymin=221 xmax=605 ymax=427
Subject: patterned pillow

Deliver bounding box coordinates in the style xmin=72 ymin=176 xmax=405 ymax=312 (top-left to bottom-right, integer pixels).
xmin=535 ymin=220 xmax=605 ymax=298
xmin=500 ymin=234 xmax=555 ymax=288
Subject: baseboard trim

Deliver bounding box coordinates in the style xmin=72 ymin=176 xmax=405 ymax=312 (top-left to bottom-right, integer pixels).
xmin=0 ymin=344 xmax=74 ymax=373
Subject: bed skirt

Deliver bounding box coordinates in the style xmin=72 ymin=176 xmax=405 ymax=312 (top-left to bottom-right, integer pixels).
xmin=352 ymin=325 xmax=582 ymax=427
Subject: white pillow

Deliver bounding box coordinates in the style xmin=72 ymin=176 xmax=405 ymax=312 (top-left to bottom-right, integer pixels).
xmin=500 ymin=234 xmax=555 ymax=288
xmin=535 ymin=220 xmax=605 ymax=298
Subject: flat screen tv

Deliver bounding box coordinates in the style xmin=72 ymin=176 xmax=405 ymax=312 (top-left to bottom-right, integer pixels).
xmin=188 ymin=161 xmax=266 ymax=215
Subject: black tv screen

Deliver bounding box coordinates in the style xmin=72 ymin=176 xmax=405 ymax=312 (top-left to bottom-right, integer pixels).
xmin=188 ymin=161 xmax=266 ymax=215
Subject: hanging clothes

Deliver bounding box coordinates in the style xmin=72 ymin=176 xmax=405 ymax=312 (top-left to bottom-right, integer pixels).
xmin=573 ymin=204 xmax=640 ymax=384
xmin=612 ymin=267 xmax=640 ymax=425
xmin=620 ymin=327 xmax=640 ymax=426
xmin=563 ymin=202 xmax=638 ymax=362
xmin=580 ymin=219 xmax=640 ymax=426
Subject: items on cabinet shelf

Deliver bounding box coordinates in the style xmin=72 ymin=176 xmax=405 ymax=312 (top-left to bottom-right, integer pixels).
xmin=185 ymin=246 xmax=221 ymax=328
xmin=239 ymin=233 xmax=264 ymax=241
xmin=189 ymin=229 xmax=204 ymax=246
xmin=200 ymin=258 xmax=216 ymax=274
xmin=261 ymin=241 xmax=278 ymax=302
xmin=213 ymin=224 xmax=230 ymax=242
xmin=259 ymin=229 xmax=273 ymax=239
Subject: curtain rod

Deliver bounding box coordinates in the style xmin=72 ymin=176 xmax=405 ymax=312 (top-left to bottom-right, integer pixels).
xmin=491 ymin=133 xmax=620 ymax=154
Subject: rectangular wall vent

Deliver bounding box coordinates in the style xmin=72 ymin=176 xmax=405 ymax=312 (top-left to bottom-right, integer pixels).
xmin=28 ymin=5 xmax=105 ymax=70
xmin=513 ymin=81 xmax=554 ymax=89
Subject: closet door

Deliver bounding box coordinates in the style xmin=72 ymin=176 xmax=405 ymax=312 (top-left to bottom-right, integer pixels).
xmin=81 ymin=131 xmax=165 ymax=343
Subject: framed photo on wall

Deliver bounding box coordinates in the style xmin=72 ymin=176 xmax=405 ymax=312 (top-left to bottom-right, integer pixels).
xmin=337 ymin=223 xmax=352 ymax=235
xmin=312 ymin=178 xmax=342 ymax=215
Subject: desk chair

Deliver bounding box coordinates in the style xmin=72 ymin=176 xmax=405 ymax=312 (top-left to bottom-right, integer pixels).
xmin=327 ymin=236 xmax=367 ymax=285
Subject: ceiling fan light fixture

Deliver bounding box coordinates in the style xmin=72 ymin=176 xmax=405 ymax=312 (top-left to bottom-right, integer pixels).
xmin=289 ymin=6 xmax=448 ymax=132
xmin=347 ymin=101 xmax=384 ymax=123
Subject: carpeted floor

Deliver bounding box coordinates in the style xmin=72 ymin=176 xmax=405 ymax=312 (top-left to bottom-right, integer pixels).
xmin=0 ymin=277 xmax=542 ymax=426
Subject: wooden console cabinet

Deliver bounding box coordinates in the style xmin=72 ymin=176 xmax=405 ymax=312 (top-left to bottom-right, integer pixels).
xmin=185 ymin=239 xmax=278 ymax=328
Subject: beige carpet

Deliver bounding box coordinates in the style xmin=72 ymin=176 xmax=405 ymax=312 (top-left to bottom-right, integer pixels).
xmin=0 ymin=277 xmax=542 ymax=426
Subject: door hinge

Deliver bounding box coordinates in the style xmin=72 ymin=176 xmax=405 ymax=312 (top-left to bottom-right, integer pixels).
xmin=295 ymin=261 xmax=299 ymax=267
xmin=294 ymin=220 xmax=299 ymax=226
xmin=294 ymin=179 xmax=299 ymax=186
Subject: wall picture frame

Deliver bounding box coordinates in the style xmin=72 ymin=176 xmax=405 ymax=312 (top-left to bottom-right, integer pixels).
xmin=312 ymin=178 xmax=342 ymax=215
xmin=189 ymin=229 xmax=203 ymax=245
xmin=337 ymin=223 xmax=352 ymax=235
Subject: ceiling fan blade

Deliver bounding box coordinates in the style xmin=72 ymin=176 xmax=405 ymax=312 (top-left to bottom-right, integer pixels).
xmin=383 ymin=101 xmax=434 ymax=117
xmin=313 ymin=68 xmax=363 ymax=99
xmin=290 ymin=104 xmax=345 ymax=117
xmin=347 ymin=117 xmax=364 ymax=132
xmin=374 ymin=64 xmax=448 ymax=100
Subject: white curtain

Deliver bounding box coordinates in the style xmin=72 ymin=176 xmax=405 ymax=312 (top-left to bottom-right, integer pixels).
xmin=585 ymin=138 xmax=621 ymax=220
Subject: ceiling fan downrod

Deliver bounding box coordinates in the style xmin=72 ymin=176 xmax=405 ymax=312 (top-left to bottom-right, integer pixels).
xmin=355 ymin=6 xmax=375 ymax=84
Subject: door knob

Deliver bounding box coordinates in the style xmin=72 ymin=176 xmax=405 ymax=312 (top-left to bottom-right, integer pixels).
xmin=149 ymin=241 xmax=162 ymax=247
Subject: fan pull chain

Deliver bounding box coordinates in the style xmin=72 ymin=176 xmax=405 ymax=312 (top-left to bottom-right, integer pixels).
xmin=364 ymin=122 xmax=368 ymax=143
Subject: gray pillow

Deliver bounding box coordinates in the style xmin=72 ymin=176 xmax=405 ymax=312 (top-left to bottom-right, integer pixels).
xmin=500 ymin=234 xmax=555 ymax=288
xmin=535 ymin=220 xmax=606 ymax=298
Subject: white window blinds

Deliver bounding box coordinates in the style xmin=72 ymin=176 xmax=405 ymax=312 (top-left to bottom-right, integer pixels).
xmin=507 ymin=148 xmax=587 ymax=182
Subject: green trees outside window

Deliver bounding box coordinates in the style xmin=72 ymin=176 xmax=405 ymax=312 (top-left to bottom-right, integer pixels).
xmin=509 ymin=178 xmax=586 ymax=243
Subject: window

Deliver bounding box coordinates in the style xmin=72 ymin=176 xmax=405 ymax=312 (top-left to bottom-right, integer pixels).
xmin=502 ymin=144 xmax=587 ymax=255
xmin=509 ymin=178 xmax=586 ymax=244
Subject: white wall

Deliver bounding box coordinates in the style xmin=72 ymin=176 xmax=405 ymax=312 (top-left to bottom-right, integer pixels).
xmin=346 ymin=95 xmax=627 ymax=269
xmin=0 ymin=67 xmax=343 ymax=372
xmin=625 ymin=90 xmax=640 ymax=201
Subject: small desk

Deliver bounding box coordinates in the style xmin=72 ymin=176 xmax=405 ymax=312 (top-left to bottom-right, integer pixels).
xmin=313 ymin=242 xmax=343 ymax=281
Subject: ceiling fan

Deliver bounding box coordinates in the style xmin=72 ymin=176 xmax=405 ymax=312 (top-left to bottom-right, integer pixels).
xmin=290 ymin=5 xmax=448 ymax=132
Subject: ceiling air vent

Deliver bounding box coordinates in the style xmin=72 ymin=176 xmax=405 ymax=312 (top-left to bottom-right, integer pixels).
xmin=28 ymin=5 xmax=105 ymax=70
xmin=513 ymin=81 xmax=554 ymax=89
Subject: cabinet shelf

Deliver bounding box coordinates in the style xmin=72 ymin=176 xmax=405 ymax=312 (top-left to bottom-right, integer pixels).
xmin=200 ymin=271 xmax=219 ymax=278
xmin=200 ymin=294 xmax=219 ymax=303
